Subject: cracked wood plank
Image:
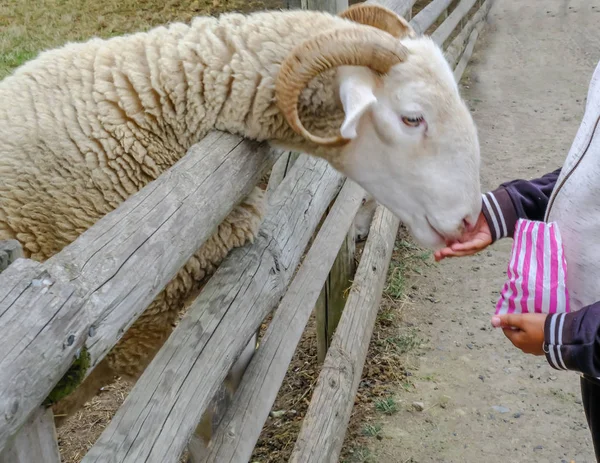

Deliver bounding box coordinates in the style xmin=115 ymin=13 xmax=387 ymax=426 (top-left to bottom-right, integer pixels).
xmin=431 ymin=0 xmax=479 ymax=47
xmin=411 ymin=0 xmax=453 ymax=35
xmin=0 ymin=408 xmax=60 ymax=463
xmin=444 ymin=0 xmax=493 ymax=68
xmin=290 ymin=206 xmax=399 ymax=463
xmin=82 ymin=155 xmax=344 ymax=463
xmin=0 ymin=131 xmax=276 ymax=452
xmin=202 ymin=180 xmax=365 ymax=462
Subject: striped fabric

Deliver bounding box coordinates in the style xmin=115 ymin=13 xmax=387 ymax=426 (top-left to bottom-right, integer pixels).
xmin=545 ymin=312 xmax=569 ymax=370
xmin=496 ymin=219 xmax=570 ymax=315
xmin=482 ymin=192 xmax=508 ymax=240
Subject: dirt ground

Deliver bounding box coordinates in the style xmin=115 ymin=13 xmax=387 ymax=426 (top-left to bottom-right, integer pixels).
xmin=365 ymin=1 xmax=600 ymax=462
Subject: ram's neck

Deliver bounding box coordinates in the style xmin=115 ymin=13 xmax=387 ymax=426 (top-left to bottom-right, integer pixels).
xmin=103 ymin=10 xmax=349 ymax=164
xmin=177 ymin=11 xmax=348 ymax=153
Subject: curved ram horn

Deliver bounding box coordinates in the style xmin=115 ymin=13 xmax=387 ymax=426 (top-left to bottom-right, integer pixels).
xmin=339 ymin=3 xmax=416 ymax=39
xmin=276 ymin=26 xmax=408 ymax=147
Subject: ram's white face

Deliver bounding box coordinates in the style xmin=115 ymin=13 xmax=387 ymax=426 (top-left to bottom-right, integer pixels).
xmin=334 ymin=37 xmax=481 ymax=249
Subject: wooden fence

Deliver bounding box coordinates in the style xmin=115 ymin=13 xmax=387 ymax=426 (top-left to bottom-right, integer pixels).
xmin=0 ymin=0 xmax=494 ymax=461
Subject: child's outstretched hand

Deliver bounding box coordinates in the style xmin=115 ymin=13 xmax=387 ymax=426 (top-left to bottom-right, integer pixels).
xmin=434 ymin=212 xmax=493 ymax=262
xmin=491 ymin=313 xmax=548 ymax=355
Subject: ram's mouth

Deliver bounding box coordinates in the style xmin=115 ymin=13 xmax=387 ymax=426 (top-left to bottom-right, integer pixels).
xmin=426 ymin=216 xmax=450 ymax=244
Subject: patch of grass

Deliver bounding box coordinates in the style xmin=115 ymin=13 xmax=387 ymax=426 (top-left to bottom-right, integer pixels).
xmin=361 ymin=423 xmax=383 ymax=438
xmin=0 ymin=49 xmax=38 ymax=73
xmin=386 ymin=331 xmax=422 ymax=355
xmin=374 ymin=396 xmax=398 ymax=415
xmin=417 ymin=250 xmax=432 ymax=261
xmin=385 ymin=261 xmax=406 ymax=299
xmin=385 ymin=238 xmax=432 ymax=299
xmin=400 ymin=380 xmax=415 ymax=392
xmin=0 ymin=0 xmax=283 ymax=79
xmin=377 ymin=308 xmax=395 ymax=326
xmin=344 ymin=446 xmax=376 ymax=463
xmin=396 ymin=240 xmax=419 ymax=251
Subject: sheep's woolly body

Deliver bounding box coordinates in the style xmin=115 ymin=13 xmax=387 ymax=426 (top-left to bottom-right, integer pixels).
xmin=0 ymin=10 xmax=351 ymax=424
xmin=0 ymin=10 xmax=350 ymax=258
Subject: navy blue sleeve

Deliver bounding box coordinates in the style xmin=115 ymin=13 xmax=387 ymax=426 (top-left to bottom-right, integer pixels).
xmin=544 ymin=304 xmax=600 ymax=378
xmin=502 ymin=168 xmax=562 ymax=222
xmin=481 ymin=168 xmax=561 ymax=241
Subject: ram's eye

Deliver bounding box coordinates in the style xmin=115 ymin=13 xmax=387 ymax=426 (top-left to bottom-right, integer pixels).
xmin=401 ymin=115 xmax=424 ymax=127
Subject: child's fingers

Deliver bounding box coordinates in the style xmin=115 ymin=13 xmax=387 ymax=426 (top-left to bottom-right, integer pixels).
xmin=435 ymin=237 xmax=490 ymax=261
xmin=496 ymin=313 xmax=526 ymax=330
xmin=438 ymin=249 xmax=479 ymax=260
xmin=450 ymin=239 xmax=486 ymax=251
xmin=492 ymin=316 xmax=519 ymax=329
xmin=502 ymin=327 xmax=524 ymax=346
xmin=491 ymin=316 xmax=503 ymax=328
xmin=434 ymin=248 xmax=473 ymax=261
xmin=434 ymin=248 xmax=453 ymax=261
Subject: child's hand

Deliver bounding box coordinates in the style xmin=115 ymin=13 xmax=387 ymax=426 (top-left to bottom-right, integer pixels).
xmin=491 ymin=313 xmax=548 ymax=355
xmin=434 ymin=212 xmax=492 ymax=262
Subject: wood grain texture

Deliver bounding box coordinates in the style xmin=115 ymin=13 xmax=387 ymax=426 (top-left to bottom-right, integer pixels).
xmin=50 ymin=132 xmax=276 ymax=369
xmin=431 ymin=0 xmax=478 ymax=46
xmin=0 ymin=259 xmax=82 ymax=453
xmin=0 ymin=132 xmax=275 ymax=452
xmin=444 ymin=0 xmax=492 ymax=67
xmin=289 ymin=206 xmax=399 ymax=463
xmin=201 ymin=180 xmax=366 ymax=463
xmin=301 ymin=0 xmax=348 ymax=14
xmin=410 ymin=0 xmax=453 ymax=35
xmin=316 ymin=225 xmax=355 ymax=363
xmin=0 ymin=408 xmax=60 ymax=463
xmin=82 ymin=155 xmax=344 ymax=463
xmin=285 ymin=0 xmax=303 ymax=8
xmin=453 ymin=18 xmax=484 ymax=81
xmin=266 ymin=151 xmax=299 ymax=196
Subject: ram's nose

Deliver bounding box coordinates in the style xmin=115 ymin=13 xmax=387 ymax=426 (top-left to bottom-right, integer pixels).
xmin=429 ymin=214 xmax=474 ymax=243
xmin=446 ymin=216 xmax=471 ymax=240
xmin=462 ymin=215 xmax=476 ymax=233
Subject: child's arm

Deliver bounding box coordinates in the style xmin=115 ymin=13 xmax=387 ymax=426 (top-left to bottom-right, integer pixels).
xmin=544 ymin=304 xmax=600 ymax=377
xmin=482 ymin=168 xmax=561 ymax=242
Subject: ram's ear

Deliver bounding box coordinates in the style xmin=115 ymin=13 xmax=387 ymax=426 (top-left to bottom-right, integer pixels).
xmin=338 ymin=66 xmax=378 ymax=140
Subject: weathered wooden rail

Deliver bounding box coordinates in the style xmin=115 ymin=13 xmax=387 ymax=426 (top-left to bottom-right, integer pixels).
xmin=0 ymin=0 xmax=494 ymax=461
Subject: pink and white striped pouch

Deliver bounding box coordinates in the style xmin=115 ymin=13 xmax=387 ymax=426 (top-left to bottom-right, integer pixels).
xmin=495 ymin=219 xmax=570 ymax=315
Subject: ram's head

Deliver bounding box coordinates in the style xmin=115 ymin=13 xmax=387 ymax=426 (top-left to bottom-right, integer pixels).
xmin=276 ymin=4 xmax=481 ymax=249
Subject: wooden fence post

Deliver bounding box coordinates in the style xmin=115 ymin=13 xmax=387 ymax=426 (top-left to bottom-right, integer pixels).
xmin=0 ymin=240 xmax=60 ymax=463
xmin=0 ymin=408 xmax=61 ymax=463
xmin=301 ymin=0 xmax=348 ymax=12
xmin=404 ymin=1 xmax=413 ymax=20
xmin=316 ymin=223 xmax=356 ymax=362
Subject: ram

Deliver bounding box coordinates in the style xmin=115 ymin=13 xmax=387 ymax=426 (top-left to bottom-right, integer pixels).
xmin=0 ymin=2 xmax=481 ymax=446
